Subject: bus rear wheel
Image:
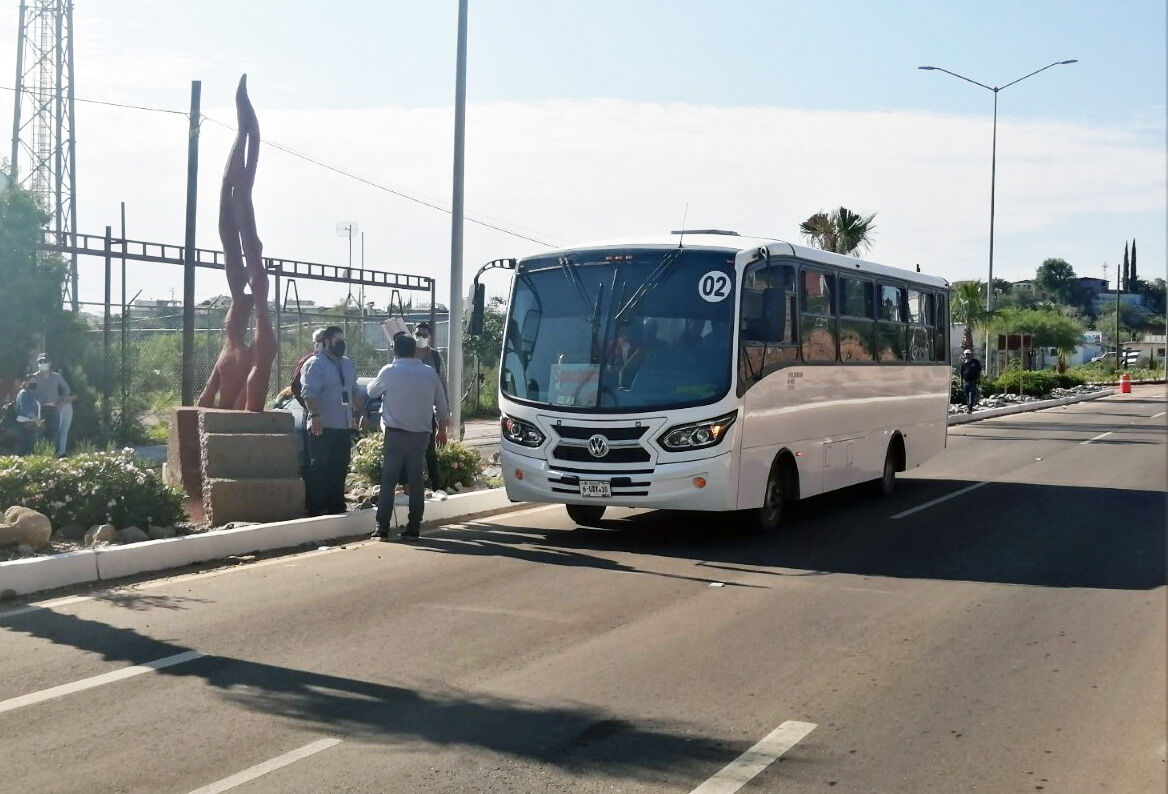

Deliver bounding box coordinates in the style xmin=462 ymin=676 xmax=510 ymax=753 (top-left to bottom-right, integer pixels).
xmin=876 ymin=440 xmax=899 ymax=496
xmin=566 ymin=504 xmax=606 ymax=526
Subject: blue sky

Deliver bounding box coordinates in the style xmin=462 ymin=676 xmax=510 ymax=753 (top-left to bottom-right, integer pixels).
xmin=1 ymin=0 xmax=1164 ymax=307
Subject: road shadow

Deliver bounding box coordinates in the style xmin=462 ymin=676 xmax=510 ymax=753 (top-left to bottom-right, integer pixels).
xmin=429 ymin=478 xmax=1165 ymax=591
xmin=0 ymin=608 xmax=744 ymax=785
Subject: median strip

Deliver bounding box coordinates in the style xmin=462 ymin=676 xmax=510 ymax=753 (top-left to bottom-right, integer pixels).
xmin=689 ymin=720 xmax=817 ymax=794
xmin=0 ymin=650 xmax=204 ymax=714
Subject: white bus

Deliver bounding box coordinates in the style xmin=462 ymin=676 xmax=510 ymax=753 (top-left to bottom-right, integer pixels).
xmin=491 ymin=231 xmax=950 ymax=529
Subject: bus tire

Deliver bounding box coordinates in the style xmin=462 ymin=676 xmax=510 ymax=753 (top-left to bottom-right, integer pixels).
xmin=876 ymin=436 xmax=903 ymax=496
xmin=566 ymin=504 xmax=606 ymax=526
xmin=754 ymin=455 xmax=796 ymax=532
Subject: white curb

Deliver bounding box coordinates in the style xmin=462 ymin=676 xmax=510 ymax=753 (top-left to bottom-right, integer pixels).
xmin=0 ymin=488 xmax=519 ymax=597
xmin=947 ymin=389 xmax=1113 ymax=425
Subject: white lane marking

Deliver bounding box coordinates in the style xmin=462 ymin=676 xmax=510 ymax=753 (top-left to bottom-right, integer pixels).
xmin=0 ymin=650 xmax=203 ymax=714
xmin=1080 ymin=431 xmax=1113 ymax=445
xmin=1149 ymin=411 xmax=1166 ymax=419
xmin=186 ymin=737 xmax=342 ymax=794
xmin=689 ymin=720 xmax=817 ymax=794
xmin=891 ymin=480 xmax=990 ymax=519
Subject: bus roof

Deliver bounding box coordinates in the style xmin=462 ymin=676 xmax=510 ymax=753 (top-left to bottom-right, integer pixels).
xmin=528 ymin=233 xmax=950 ymax=290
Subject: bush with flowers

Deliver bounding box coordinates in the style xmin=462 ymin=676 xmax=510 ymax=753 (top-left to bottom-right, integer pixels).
xmin=348 ymin=432 xmax=484 ymax=490
xmin=0 ymin=449 xmax=186 ymax=529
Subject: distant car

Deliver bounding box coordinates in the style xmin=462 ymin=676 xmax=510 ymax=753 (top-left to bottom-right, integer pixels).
xmin=1090 ymin=350 xmax=1140 ymax=366
xmin=273 ymin=377 xmax=382 ymax=433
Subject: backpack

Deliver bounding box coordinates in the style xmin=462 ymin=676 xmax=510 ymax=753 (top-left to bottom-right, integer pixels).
xmin=290 ymin=353 xmax=314 ymax=408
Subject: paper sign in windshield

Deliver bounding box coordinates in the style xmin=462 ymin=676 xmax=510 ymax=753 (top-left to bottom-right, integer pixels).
xmin=549 ymin=362 xmax=600 ymax=407
xmin=699 ymin=271 xmax=731 ymax=302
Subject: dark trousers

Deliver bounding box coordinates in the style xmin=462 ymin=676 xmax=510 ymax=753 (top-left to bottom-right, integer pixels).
xmin=963 ymin=381 xmax=978 ymax=412
xmin=425 ymin=417 xmax=440 ymax=490
xmin=376 ymin=429 xmax=430 ymax=531
xmin=41 ymin=407 xmax=59 ymax=445
xmin=16 ymin=424 xmax=37 ymax=455
xmin=306 ymin=428 xmax=352 ymax=516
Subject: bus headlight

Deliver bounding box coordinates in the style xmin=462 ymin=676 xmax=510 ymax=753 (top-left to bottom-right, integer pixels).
xmin=658 ymin=412 xmax=737 ymax=452
xmin=502 ymin=415 xmax=545 ymax=447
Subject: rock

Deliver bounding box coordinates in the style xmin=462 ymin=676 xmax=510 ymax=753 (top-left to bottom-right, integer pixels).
xmin=84 ymin=523 xmax=117 ymax=546
xmin=117 ymin=526 xmax=150 ymax=544
xmin=56 ymin=523 xmax=86 ymax=541
xmin=0 ymin=507 xmax=52 ymax=549
xmin=147 ymin=525 xmax=177 ymax=540
xmin=16 ymin=544 xmax=34 ymax=556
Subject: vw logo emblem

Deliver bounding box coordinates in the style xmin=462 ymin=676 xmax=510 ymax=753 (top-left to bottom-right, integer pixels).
xmin=587 ymin=434 xmax=609 ymax=458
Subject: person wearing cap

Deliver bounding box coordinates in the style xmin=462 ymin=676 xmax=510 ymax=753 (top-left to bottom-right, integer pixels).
xmin=413 ymin=321 xmax=447 ymax=490
xmin=959 ymin=349 xmax=982 ymax=414
xmin=31 ymin=355 xmax=73 ymax=456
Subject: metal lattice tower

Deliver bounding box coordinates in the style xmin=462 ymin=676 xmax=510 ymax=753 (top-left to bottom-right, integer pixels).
xmin=9 ymin=0 xmax=78 ymax=310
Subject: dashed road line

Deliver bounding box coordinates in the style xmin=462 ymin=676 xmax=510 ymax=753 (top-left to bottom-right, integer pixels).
xmin=891 ymin=480 xmax=990 ymax=519
xmin=0 ymin=650 xmax=204 ymax=714
xmin=1080 ymin=431 xmax=1113 ymax=445
xmin=186 ymin=737 xmax=342 ymax=794
xmin=689 ymin=720 xmax=817 ymax=793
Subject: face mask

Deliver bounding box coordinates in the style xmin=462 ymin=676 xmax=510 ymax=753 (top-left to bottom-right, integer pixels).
xmin=415 ymin=335 xmax=430 ymax=349
xmin=38 ymin=363 xmax=50 ymax=373
xmin=330 ymin=340 xmax=347 ymax=357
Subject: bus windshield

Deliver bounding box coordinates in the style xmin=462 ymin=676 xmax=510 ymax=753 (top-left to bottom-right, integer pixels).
xmin=501 ymin=248 xmax=736 ymax=412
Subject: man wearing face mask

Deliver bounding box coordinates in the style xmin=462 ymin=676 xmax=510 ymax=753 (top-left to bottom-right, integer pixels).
xmin=413 ymin=322 xmax=447 ymax=490
xmin=300 ymin=326 xmax=364 ymax=516
xmin=31 ymin=355 xmax=73 ymax=456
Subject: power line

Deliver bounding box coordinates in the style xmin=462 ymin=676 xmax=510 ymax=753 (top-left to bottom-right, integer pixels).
xmin=0 ymin=84 xmax=189 ymax=116
xmin=200 ymin=114 xmax=560 ymax=248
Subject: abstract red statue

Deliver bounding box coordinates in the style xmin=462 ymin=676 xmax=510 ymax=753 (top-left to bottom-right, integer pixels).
xmin=198 ymin=75 xmax=277 ymax=412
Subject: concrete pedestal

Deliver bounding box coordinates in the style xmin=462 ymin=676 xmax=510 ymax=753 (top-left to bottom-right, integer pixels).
xmin=167 ymin=407 xmax=305 ymax=526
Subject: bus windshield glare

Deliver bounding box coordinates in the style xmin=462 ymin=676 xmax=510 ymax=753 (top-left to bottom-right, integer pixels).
xmin=501 ymin=248 xmax=736 ymax=412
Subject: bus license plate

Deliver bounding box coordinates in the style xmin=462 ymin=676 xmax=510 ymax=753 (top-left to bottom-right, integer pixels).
xmin=580 ymin=481 xmax=610 ymax=498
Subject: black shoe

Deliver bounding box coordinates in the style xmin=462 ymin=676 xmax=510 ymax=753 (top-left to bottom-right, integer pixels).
xmin=371 ymin=526 xmax=390 ymax=541
xmin=399 ymin=528 xmax=420 ymax=540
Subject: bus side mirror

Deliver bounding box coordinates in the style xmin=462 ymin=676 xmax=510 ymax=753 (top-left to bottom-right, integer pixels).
xmin=468 ymin=283 xmax=486 ymax=335
xmin=763 ymin=287 xmax=786 ymax=342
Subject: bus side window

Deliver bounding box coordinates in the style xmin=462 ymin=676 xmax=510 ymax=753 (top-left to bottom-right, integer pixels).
xmin=907 ymin=289 xmax=932 ymax=362
xmin=739 ymin=262 xmax=798 ymax=382
xmin=838 ymin=276 xmax=875 ymax=362
xmin=934 ymin=292 xmax=948 ymax=363
xmin=877 ymin=284 xmax=907 ymax=362
xmin=800 ymin=269 xmax=837 ymax=362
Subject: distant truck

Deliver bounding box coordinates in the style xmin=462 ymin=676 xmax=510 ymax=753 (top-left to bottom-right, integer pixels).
xmin=1090 ymin=350 xmax=1140 ymax=366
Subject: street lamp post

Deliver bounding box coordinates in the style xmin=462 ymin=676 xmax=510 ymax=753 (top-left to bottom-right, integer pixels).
xmin=919 ymin=60 xmax=1076 ymax=372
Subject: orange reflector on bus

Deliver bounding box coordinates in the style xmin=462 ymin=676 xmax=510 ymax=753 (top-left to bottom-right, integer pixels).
xmin=693 ymin=477 xmax=706 ymax=489
xmin=514 ymin=469 xmax=524 ymax=481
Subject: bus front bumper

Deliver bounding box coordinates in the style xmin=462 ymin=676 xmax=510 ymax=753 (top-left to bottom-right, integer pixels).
xmin=500 ymin=448 xmax=737 ymax=512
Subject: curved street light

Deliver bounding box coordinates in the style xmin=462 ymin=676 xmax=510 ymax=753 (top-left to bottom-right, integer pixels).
xmin=919 ymin=59 xmax=1077 ymax=370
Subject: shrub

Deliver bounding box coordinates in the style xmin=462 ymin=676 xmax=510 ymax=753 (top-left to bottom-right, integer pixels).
xmin=0 ymin=448 xmax=186 ymax=529
xmin=1054 ymin=372 xmax=1086 ymax=388
xmin=349 ymin=433 xmax=485 ymax=491
xmin=992 ymin=369 xmax=1059 ymax=396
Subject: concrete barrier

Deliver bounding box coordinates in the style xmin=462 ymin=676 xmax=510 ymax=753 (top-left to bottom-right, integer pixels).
xmin=0 ymin=487 xmax=521 ymax=597
xmin=948 ymin=389 xmax=1113 ymax=426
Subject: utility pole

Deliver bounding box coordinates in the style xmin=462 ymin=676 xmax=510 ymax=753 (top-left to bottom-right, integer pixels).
xmin=448 ymin=0 xmax=469 ymax=439
xmin=180 ymin=80 xmax=201 ymax=406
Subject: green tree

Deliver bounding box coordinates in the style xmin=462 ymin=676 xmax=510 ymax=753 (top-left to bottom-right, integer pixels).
xmin=949 ymin=280 xmax=998 ymax=350
xmin=1137 ymin=277 xmax=1165 ymax=317
xmin=0 ymin=185 xmax=66 ymax=383
xmin=799 ymin=206 xmax=877 ymax=256
xmin=1130 ymin=238 xmax=1139 ymax=289
xmin=1122 ymin=243 xmax=1130 ymax=291
xmin=1034 ymin=257 xmax=1076 ymax=305
xmin=991 ymin=307 xmax=1083 ymax=353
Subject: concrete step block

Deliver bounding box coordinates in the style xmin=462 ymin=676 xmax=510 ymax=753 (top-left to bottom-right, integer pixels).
xmin=198 ymin=409 xmax=295 ymax=436
xmin=202 ymin=433 xmax=302 ymax=479
xmin=203 ymin=477 xmax=305 ymax=527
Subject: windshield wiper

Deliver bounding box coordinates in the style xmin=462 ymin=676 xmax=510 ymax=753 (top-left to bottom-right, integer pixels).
xmin=613 ymin=249 xmax=681 ymax=324
xmin=559 ymin=255 xmax=594 ymax=315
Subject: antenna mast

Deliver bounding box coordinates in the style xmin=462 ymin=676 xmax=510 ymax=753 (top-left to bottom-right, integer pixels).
xmin=10 ymin=0 xmax=79 ymax=310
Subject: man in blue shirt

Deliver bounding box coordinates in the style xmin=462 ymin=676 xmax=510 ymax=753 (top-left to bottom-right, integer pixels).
xmin=13 ymin=376 xmax=44 ymax=455
xmin=300 ymin=326 xmax=364 ymax=516
xmin=367 ymin=334 xmax=449 ymax=540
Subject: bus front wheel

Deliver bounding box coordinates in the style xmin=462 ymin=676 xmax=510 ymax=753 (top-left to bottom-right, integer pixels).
xmin=754 ymin=459 xmax=793 ymax=532
xmin=566 ymin=504 xmax=606 ymax=526
xmin=876 ymin=438 xmax=902 ymax=496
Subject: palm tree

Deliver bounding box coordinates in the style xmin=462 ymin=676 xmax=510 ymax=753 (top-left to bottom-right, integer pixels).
xmin=799 ymin=206 xmax=877 ymax=256
xmin=949 ymin=280 xmax=999 ymax=350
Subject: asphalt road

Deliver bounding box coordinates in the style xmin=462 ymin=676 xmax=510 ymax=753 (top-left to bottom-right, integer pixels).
xmin=2 ymin=387 xmax=1164 ymax=793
